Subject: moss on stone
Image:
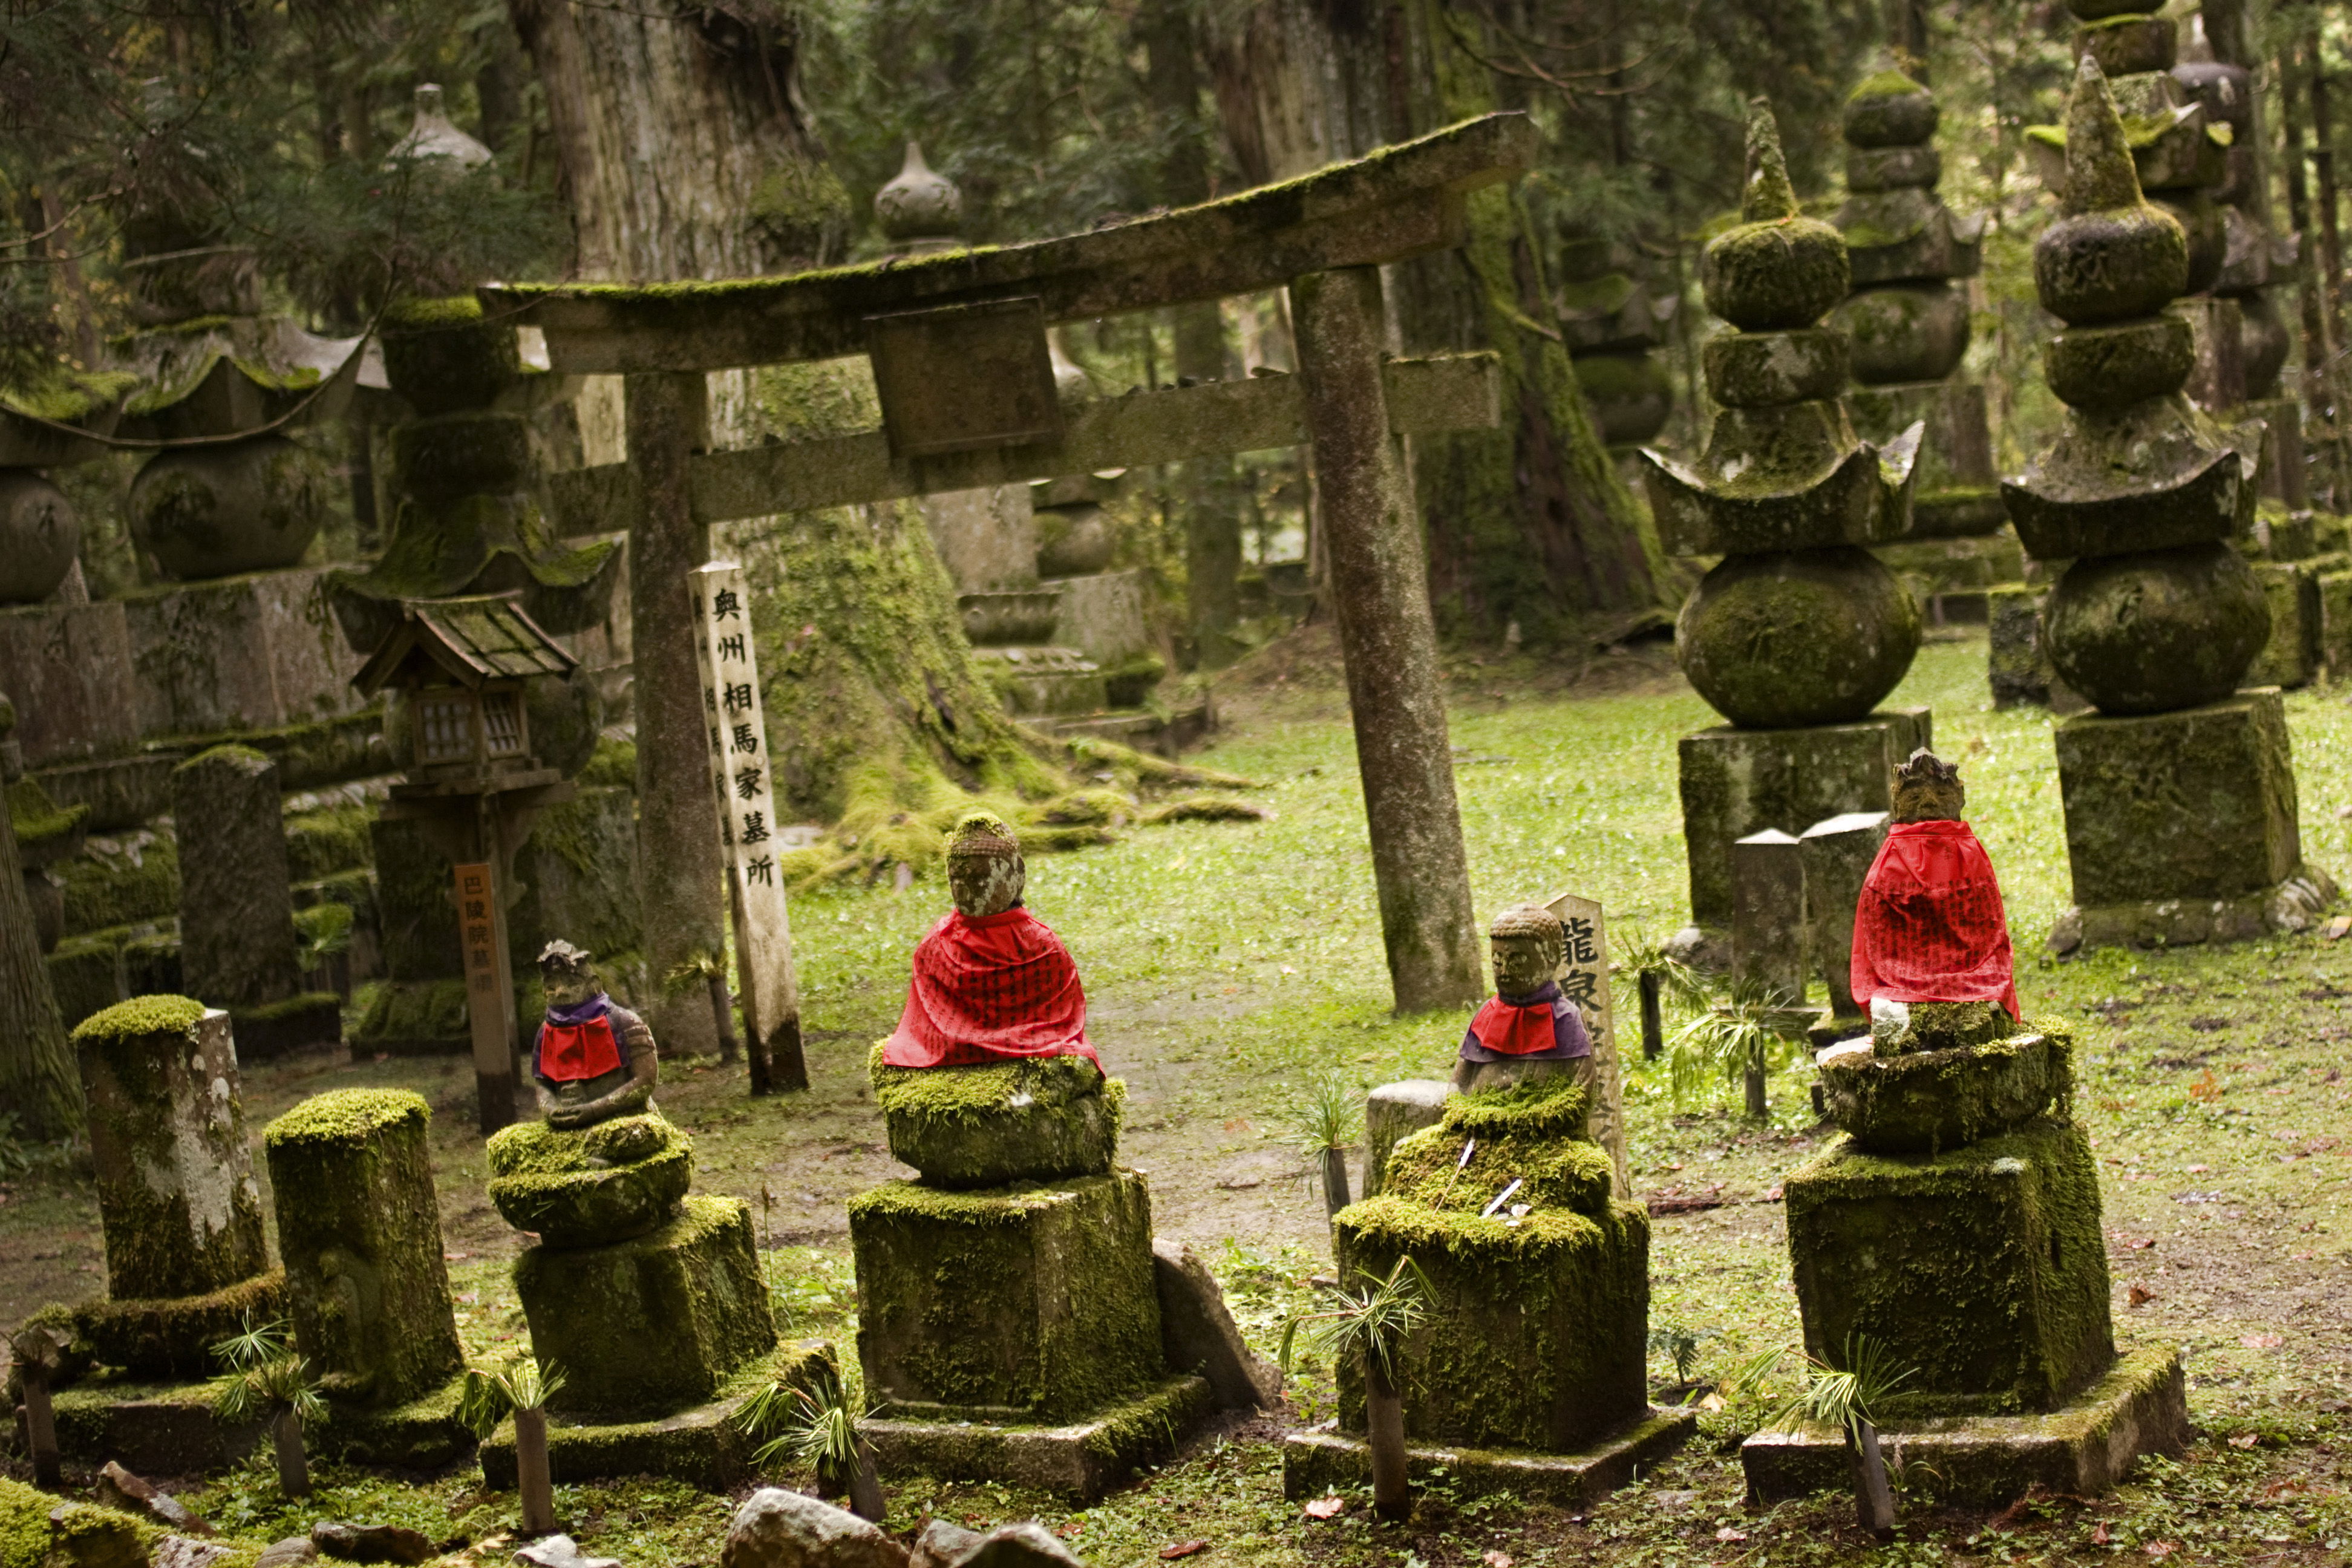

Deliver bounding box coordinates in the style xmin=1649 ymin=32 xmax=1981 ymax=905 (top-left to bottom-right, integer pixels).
xmin=1333 ymin=1194 xmax=1650 ymax=1451
xmin=73 ymin=1268 xmax=287 ymax=1380
xmin=2046 ymin=542 xmax=2268 ymax=714
xmin=851 ymin=1171 xmax=1161 ymax=1421
xmin=43 ymin=1500 xmax=161 ymax=1568
xmin=1785 ymin=1120 xmax=2114 ymax=1417
xmin=488 ymin=1112 xmax=695 ymax=1245
xmin=870 ymin=1048 xmax=1124 ymax=1188
xmin=0 ymin=1477 xmax=50 ymax=1568
xmin=1843 ymin=71 xmax=1937 ymax=149
xmin=71 ymin=993 xmax=205 ymax=1044
xmin=283 ymin=803 xmax=373 ymax=883
xmin=1677 ymin=547 xmax=1922 ymax=728
xmin=7 ymin=777 xmax=88 ymax=850
xmin=56 ymin=841 xmax=180 ymax=942
xmin=1822 ymin=1033 xmax=2071 ymax=1154
xmin=265 ymin=1087 xmax=428 ymax=1146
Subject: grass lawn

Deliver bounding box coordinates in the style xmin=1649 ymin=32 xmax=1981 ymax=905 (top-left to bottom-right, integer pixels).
xmin=8 ymin=629 xmax=2352 ymax=1566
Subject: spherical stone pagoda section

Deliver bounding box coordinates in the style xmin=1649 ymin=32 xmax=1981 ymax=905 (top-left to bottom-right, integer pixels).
xmin=1639 ymin=101 xmax=1930 ymax=952
xmin=1282 ymin=1074 xmax=1692 ymax=1504
xmin=2002 ymin=56 xmax=2334 ymax=955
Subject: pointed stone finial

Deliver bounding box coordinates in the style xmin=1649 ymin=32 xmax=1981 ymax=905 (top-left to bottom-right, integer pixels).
xmin=2180 ymin=14 xmax=2214 ymax=65
xmin=2061 ymin=55 xmax=2144 ymax=215
xmin=385 ymin=82 xmax=494 ymax=172
xmin=1741 ymin=100 xmax=1800 ymax=223
xmin=875 ymin=140 xmax=964 ymax=247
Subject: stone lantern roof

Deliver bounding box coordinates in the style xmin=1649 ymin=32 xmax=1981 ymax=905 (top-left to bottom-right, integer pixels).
xmin=353 ymin=593 xmax=577 ymax=697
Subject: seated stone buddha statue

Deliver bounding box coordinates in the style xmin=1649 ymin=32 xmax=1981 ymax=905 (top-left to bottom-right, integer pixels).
xmin=1451 ymin=904 xmax=1596 ymax=1094
xmin=531 ymin=939 xmax=659 ymax=1128
xmin=1851 ymin=748 xmax=2020 ymax=1040
xmin=881 ymin=811 xmax=1100 ymax=1071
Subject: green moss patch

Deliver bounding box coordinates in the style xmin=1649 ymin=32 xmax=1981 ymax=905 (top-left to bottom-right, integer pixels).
xmin=7 ymin=776 xmax=88 ymax=850
xmin=74 ymin=1268 xmax=286 ymax=1381
xmin=486 ymin=1113 xmax=694 ymax=1245
xmin=1822 ymin=1033 xmax=2072 ymax=1154
xmin=870 ymin=1048 xmax=1123 ymax=1187
xmin=265 ymin=1087 xmax=430 ymax=1146
xmin=71 ymin=993 xmax=204 ymax=1044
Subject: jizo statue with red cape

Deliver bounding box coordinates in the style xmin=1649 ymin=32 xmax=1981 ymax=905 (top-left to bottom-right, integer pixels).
xmin=1851 ymin=749 xmax=2020 ymax=1027
xmin=883 ymin=812 xmax=1102 ymax=1073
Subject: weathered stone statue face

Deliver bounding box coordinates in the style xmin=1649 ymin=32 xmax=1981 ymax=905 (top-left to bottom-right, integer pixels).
xmin=543 ymin=963 xmax=600 ymax=1008
xmin=949 ymin=848 xmax=1025 ymax=918
xmin=1890 ymin=747 xmax=1965 ymax=822
xmin=1491 ymin=934 xmax=1555 ymax=998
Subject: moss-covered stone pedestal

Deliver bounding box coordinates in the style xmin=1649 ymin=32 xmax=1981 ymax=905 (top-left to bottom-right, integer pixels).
xmin=850 ymin=1054 xmax=1214 ymax=1499
xmin=1282 ymin=1079 xmax=1693 ymax=1503
xmin=1745 ymin=1023 xmax=2186 ymax=1503
xmin=482 ymin=1109 xmax=782 ymax=1485
xmin=1677 ymin=708 xmax=1929 ymax=938
xmin=261 ymin=1088 xmax=469 ymax=1461
xmin=2045 ymin=690 xmax=2336 ymax=953
xmin=1639 ymin=106 xmax=1925 ymax=956
xmin=479 ymin=1339 xmax=839 ymax=1491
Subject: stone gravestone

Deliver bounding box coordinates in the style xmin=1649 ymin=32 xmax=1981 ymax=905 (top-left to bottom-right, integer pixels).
xmin=1729 ymin=830 xmax=1807 ymax=1001
xmin=2006 ymin=53 xmax=2333 ymax=953
xmin=263 ymin=1089 xmax=464 ymax=1410
xmin=1798 ymin=812 xmax=1889 ymax=1021
xmin=1641 ymin=103 xmax=1927 ymax=952
xmin=67 ymin=996 xmax=281 ymax=1376
xmin=171 ymin=746 xmax=339 ymax=1059
xmin=1542 ymin=889 xmax=1630 ymax=1200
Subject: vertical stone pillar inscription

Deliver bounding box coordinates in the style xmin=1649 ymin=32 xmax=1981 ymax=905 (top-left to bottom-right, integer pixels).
xmin=1542 ymin=889 xmax=1630 ymax=1201
xmin=1290 ymin=264 xmax=1483 ymax=1014
xmin=690 ymin=560 xmax=808 ymax=1094
xmin=456 ymin=860 xmax=518 ymax=1133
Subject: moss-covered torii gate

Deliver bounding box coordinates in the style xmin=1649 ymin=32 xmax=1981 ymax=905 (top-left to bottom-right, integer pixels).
xmin=483 ymin=112 xmax=1537 ymax=1015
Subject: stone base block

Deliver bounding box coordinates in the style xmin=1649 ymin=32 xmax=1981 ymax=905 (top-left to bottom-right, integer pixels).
xmin=1334 ymin=1193 xmax=1649 ymax=1452
xmin=2249 ymin=561 xmax=2321 ymax=690
xmin=315 ymin=1375 xmax=471 ymax=1468
xmin=852 ymin=1171 xmax=1163 ymax=1422
xmin=73 ymin=1270 xmax=286 ymax=1381
xmin=479 ymin=1342 xmax=837 ymax=1492
xmin=1844 ymin=381 xmax=1997 ymax=538
xmin=2055 ymin=691 xmax=2302 ymax=912
xmin=1362 ymin=1080 xmax=1453 ymax=1197
xmin=49 ymin=1378 xmax=263 ymax=1474
xmin=516 ymin=1195 xmax=777 ymax=1418
xmin=2050 ymin=866 xmax=2339 ymax=955
xmin=1818 ymin=1034 xmax=2069 ymax=1154
xmin=229 ymin=993 xmax=344 ymax=1060
xmin=1742 ymin=1345 xmax=2187 ymax=1504
xmin=861 ymin=1373 xmax=1212 ymax=1503
xmin=1786 ymin=1122 xmax=2112 ymax=1419
xmin=971 ymin=647 xmax=1106 ymax=717
xmin=351 ymin=977 xmax=470 ymax=1056
xmin=1679 ymin=709 xmax=1930 ymax=929
xmin=2248 ymin=397 xmax=2308 ymax=509
xmin=871 ymin=1053 xmax=1119 ymax=1189
xmin=2319 ymin=567 xmax=2352 ymax=682
xmin=1283 ymin=1406 xmax=1696 ymax=1506
xmin=1878 ymin=532 xmax=2022 ymax=601
xmin=1048 ymin=569 xmax=1151 ymax=665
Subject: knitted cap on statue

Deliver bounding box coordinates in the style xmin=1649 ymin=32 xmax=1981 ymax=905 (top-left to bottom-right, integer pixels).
xmin=1851 ymin=749 xmax=2020 ymax=1033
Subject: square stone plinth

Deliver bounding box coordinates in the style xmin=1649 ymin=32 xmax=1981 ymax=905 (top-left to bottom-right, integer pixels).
xmin=514 ymin=1195 xmax=777 ymax=1418
xmin=47 ymin=1370 xmax=466 ymax=1473
xmin=1679 ymin=709 xmax=1930 ymax=930
xmin=479 ymin=1341 xmax=838 ymax=1492
xmin=2321 ymin=568 xmax=2352 ymax=683
xmin=860 ymin=1373 xmax=1212 ymax=1502
xmin=852 ymin=1171 xmax=1163 ymax=1423
xmin=1284 ymin=1406 xmax=1696 ymax=1506
xmin=2249 ymin=563 xmax=2321 ymax=690
xmin=1786 ymin=1122 xmax=2112 ymax=1419
xmin=2055 ymin=691 xmax=2301 ymax=913
xmin=1334 ymin=1196 xmax=1650 ymax=1452
xmin=871 ymin=1051 xmax=1120 ymax=1189
xmin=1742 ymin=1345 xmax=2187 ymax=1504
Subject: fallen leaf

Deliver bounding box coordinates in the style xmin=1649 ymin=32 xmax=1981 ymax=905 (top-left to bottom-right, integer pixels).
xmin=1699 ymin=1391 xmax=1726 ymax=1411
xmin=2092 ymin=1522 xmax=2111 ymax=1545
xmin=1159 ymin=1542 xmax=1210 ymax=1560
xmin=2186 ymin=1165 xmax=2209 ymax=1174
xmin=1302 ymin=1497 xmax=1344 ymax=1520
xmin=2241 ymin=1333 xmax=2284 ymax=1350
xmin=2128 ymin=1284 xmax=2155 ymax=1307
xmin=2229 ymin=1432 xmax=2260 ymax=1448
xmin=1481 ymin=1553 xmax=1512 ymax=1568
xmin=1223 ymin=1117 xmax=1251 ymax=1134
xmin=2145 ymin=1540 xmax=2178 ymax=1558
xmin=1764 ymin=1185 xmax=1784 ymax=1202
xmin=1055 ymin=1523 xmax=1085 ymax=1540
xmin=1714 ymin=1527 xmax=1748 ymax=1543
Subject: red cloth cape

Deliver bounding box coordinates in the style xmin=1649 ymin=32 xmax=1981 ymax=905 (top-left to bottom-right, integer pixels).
xmin=1851 ymin=819 xmax=2020 ymax=1019
xmin=537 ymin=1015 xmax=622 ymax=1082
xmin=882 ymin=907 xmax=1102 ymax=1070
xmin=1468 ymin=996 xmax=1564 ymax=1056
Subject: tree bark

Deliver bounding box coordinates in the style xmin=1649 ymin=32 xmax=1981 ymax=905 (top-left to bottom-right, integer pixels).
xmin=704 ymin=967 xmax=740 ymax=1066
xmin=1204 ymin=0 xmax=1664 ymax=640
xmin=1291 ymin=266 xmax=1484 ymax=1013
xmin=1320 ymin=1146 xmax=1352 ymax=1220
xmin=1744 ymin=1051 xmax=1768 ymax=1120
xmin=1639 ymin=969 xmax=1664 ymax=1061
xmin=1364 ymin=1358 xmax=1411 ymax=1521
xmin=626 ymin=370 xmax=727 ymax=1057
xmin=515 ymin=1406 xmax=557 ymax=1533
xmin=0 ymin=702 xmax=82 ymax=1143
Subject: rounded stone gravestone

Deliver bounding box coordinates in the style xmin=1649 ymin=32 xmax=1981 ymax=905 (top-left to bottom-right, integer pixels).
xmin=0 ymin=472 xmax=81 ymax=604
xmin=128 ymin=436 xmax=327 ymax=580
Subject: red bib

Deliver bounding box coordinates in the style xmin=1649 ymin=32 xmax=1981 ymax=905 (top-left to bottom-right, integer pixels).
xmin=538 ymin=1015 xmax=623 ymax=1082
xmin=1468 ymin=996 xmax=1560 ymax=1056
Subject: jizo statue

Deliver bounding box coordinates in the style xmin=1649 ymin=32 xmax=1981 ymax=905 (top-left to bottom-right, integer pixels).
xmin=1452 ymin=904 xmax=1598 ymax=1095
xmin=883 ymin=812 xmax=1101 ymax=1072
xmin=532 ymin=939 xmax=660 ymax=1128
xmin=1851 ymin=749 xmax=2020 ymax=1025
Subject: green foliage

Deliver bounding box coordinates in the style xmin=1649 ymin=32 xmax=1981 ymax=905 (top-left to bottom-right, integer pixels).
xmin=1731 ymin=1333 xmax=1917 ymax=1440
xmin=1278 ymin=1256 xmax=1434 ymax=1387
xmin=459 ymin=1354 xmax=567 ymax=1438
xmin=742 ymin=1359 xmax=867 ymax=1483
xmin=1647 ymin=1322 xmax=1722 ymax=1385
xmin=209 ymin=1315 xmax=325 ymax=1427
xmin=1281 ymin=1072 xmax=1360 ymax=1161
xmin=1664 ymin=974 xmax=1805 ymax=1111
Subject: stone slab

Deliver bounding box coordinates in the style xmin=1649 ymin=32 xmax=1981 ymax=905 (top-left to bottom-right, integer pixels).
xmin=1282 ymin=1407 xmax=1696 ymax=1506
xmin=860 ymin=1373 xmax=1212 ymax=1503
xmin=1846 ymin=379 xmax=1996 ymax=534
xmin=1050 ymin=570 xmax=1151 ymax=664
xmin=1678 ymin=708 xmax=1930 ymax=930
xmin=119 ymin=569 xmax=367 ymax=742
xmin=1987 ymin=586 xmax=2053 ymax=710
xmin=0 ymin=601 xmax=139 ymax=768
xmin=1878 ymin=532 xmax=2025 ymax=598
xmin=1731 ymin=830 xmax=1808 ymax=1002
xmin=2320 ymin=568 xmax=2352 ymax=683
xmin=229 ymin=995 xmax=344 ymax=1060
xmin=1741 ymin=1344 xmax=2187 ymax=1504
xmin=29 ymin=757 xmax=185 ymax=834
xmin=2247 ymin=561 xmax=2321 ymax=690
xmin=1363 ymin=1080 xmax=1452 ymax=1197
xmin=2054 ymin=691 xmax=2299 ymax=910
xmin=2050 ymin=866 xmax=2339 ymax=955
xmin=48 ymin=1370 xmax=468 ymax=1473
xmin=1800 ymin=811 xmax=1888 ymax=1018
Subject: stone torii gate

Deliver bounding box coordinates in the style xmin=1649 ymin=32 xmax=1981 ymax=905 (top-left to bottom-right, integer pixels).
xmin=483 ymin=112 xmax=1537 ymax=1015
